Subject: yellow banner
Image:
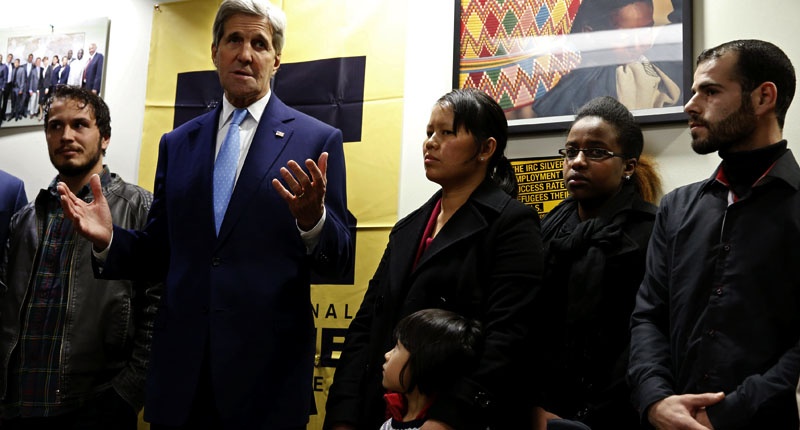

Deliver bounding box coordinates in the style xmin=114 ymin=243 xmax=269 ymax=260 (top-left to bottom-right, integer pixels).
xmin=512 ymin=157 xmax=567 ymax=218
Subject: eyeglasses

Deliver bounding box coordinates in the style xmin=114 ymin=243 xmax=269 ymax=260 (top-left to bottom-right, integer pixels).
xmin=558 ymin=147 xmax=626 ymax=161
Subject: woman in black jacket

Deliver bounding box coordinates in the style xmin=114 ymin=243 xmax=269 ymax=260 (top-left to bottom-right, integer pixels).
xmin=542 ymin=96 xmax=660 ymax=430
xmin=325 ymin=88 xmax=551 ymax=430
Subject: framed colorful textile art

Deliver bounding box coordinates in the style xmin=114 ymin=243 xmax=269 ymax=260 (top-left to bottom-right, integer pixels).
xmin=454 ymin=0 xmax=692 ymax=133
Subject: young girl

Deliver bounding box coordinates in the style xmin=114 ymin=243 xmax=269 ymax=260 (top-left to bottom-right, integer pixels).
xmin=380 ymin=308 xmax=483 ymax=430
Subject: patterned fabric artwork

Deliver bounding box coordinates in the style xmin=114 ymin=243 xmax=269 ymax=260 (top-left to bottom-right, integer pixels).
xmin=459 ymin=0 xmax=583 ymax=111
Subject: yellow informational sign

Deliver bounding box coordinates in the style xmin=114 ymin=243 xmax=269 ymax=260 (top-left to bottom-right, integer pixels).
xmin=512 ymin=157 xmax=568 ymax=218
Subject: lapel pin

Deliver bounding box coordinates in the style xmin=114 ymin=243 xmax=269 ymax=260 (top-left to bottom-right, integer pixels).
xmin=275 ymin=130 xmax=285 ymax=138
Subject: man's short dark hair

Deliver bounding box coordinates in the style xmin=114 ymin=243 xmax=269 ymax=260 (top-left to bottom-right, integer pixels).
xmin=698 ymin=39 xmax=797 ymax=129
xmin=44 ymin=86 xmax=112 ymax=153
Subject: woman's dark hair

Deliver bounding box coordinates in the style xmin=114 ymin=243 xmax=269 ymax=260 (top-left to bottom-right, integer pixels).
xmin=437 ymin=88 xmax=518 ymax=197
xmin=571 ymin=96 xmax=643 ymax=159
xmin=632 ymin=154 xmax=662 ymax=203
xmin=570 ymin=96 xmax=663 ymax=200
xmin=393 ymin=308 xmax=483 ymax=396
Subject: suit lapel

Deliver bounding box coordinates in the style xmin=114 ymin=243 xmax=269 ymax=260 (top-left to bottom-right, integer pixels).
xmin=182 ymin=106 xmax=222 ymax=239
xmin=386 ymin=204 xmax=431 ymax=300
xmin=216 ymin=96 xmax=294 ymax=243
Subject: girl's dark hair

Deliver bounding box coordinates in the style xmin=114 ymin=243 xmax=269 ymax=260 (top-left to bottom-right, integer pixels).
xmin=437 ymin=88 xmax=518 ymax=197
xmin=393 ymin=308 xmax=483 ymax=396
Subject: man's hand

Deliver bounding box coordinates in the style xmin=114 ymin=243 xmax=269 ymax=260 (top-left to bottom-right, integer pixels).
xmin=272 ymin=152 xmax=327 ymax=231
xmin=57 ymin=174 xmax=113 ymax=251
xmin=647 ymin=392 xmax=724 ymax=430
xmin=695 ymin=408 xmax=714 ymax=429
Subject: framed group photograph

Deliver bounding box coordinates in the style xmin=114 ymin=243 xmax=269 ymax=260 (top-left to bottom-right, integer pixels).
xmin=453 ymin=0 xmax=692 ymax=133
xmin=0 ymin=17 xmax=109 ymax=130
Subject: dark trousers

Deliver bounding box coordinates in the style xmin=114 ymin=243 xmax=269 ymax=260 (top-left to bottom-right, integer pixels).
xmin=14 ymin=90 xmax=28 ymax=119
xmin=150 ymin=350 xmax=223 ymax=430
xmin=11 ymin=91 xmax=25 ymax=119
xmin=2 ymin=387 xmax=137 ymax=430
xmin=148 ymin=355 xmax=306 ymax=430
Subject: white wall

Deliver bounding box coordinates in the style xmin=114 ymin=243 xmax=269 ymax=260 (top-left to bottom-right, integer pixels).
xmin=399 ymin=0 xmax=800 ymax=217
xmin=0 ymin=0 xmax=157 ymax=200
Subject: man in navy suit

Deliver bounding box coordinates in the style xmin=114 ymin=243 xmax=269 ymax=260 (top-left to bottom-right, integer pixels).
xmin=0 ymin=169 xmax=26 ymax=263
xmin=58 ymin=0 xmax=353 ymax=429
xmin=82 ymin=43 xmax=104 ymax=95
xmin=15 ymin=54 xmax=34 ymax=119
xmin=50 ymin=55 xmax=62 ymax=92
xmin=11 ymin=59 xmax=26 ymax=121
xmin=57 ymin=56 xmax=70 ymax=86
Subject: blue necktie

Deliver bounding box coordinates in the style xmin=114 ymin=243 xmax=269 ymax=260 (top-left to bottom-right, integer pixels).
xmin=213 ymin=108 xmax=247 ymax=234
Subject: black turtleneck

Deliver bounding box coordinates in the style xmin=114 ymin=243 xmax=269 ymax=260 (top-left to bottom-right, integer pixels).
xmin=719 ymin=140 xmax=788 ymax=198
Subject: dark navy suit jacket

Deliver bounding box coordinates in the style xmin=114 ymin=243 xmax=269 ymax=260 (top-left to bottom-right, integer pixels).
xmin=0 ymin=66 xmax=8 ymax=90
xmin=57 ymin=64 xmax=70 ymax=85
xmin=101 ymin=95 xmax=353 ymax=428
xmin=83 ymin=53 xmax=103 ymax=92
xmin=0 ymin=170 xmax=26 ymax=264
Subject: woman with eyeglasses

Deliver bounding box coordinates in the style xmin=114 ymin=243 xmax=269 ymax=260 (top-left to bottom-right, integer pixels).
xmin=540 ymin=96 xmax=661 ymax=430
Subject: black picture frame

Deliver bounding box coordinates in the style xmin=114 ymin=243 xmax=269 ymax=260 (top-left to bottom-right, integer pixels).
xmin=453 ymin=0 xmax=693 ymax=133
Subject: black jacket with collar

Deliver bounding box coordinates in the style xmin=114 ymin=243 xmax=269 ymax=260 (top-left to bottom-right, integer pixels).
xmin=629 ymin=147 xmax=800 ymax=429
xmin=326 ymin=180 xmax=554 ymax=429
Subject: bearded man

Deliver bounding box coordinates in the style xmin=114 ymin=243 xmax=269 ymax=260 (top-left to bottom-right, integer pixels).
xmin=628 ymin=39 xmax=800 ymax=430
xmin=0 ymin=85 xmax=160 ymax=430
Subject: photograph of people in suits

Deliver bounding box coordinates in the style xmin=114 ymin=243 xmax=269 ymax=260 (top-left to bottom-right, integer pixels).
xmin=0 ymin=24 xmax=109 ymax=128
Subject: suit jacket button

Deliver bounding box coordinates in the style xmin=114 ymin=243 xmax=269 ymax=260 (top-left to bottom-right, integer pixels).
xmin=211 ymin=257 xmax=221 ymax=267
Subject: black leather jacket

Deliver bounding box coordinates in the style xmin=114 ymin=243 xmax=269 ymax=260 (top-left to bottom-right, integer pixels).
xmin=0 ymin=170 xmax=161 ymax=411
